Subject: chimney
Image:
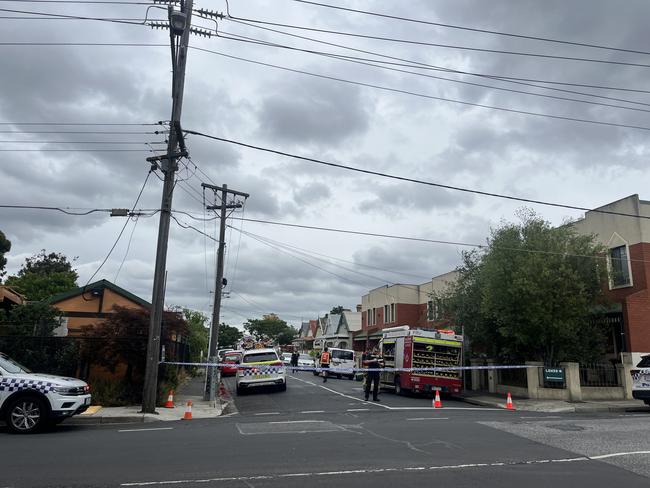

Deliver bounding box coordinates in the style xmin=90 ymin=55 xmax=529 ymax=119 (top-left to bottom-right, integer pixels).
xmin=356 ymin=304 xmax=362 ymax=312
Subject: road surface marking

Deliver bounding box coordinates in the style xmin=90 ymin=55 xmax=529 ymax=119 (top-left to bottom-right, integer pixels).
xmin=119 ymin=450 xmax=650 ymax=486
xmin=406 ymin=417 xmax=449 ymax=421
xmin=519 ymin=416 xmax=563 ymax=419
xmin=301 ymin=410 xmax=325 ymax=414
xmin=347 ymin=408 xmax=370 ymax=412
xmin=118 ymin=427 xmax=174 ymax=433
xmin=268 ymin=420 xmax=327 ymax=424
xmin=386 ymin=406 xmax=504 ymax=411
xmin=253 ymin=412 xmax=281 ymax=416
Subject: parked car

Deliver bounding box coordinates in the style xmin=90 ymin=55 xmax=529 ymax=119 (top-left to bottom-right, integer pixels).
xmin=219 ymin=351 xmax=242 ymax=377
xmin=298 ymin=354 xmax=314 ymax=368
xmin=0 ymin=352 xmax=91 ymax=434
xmin=217 ymin=348 xmax=235 ymax=362
xmin=631 ymin=354 xmax=650 ymax=405
xmin=281 ymin=352 xmax=292 ymax=366
xmin=236 ymin=348 xmax=286 ymax=395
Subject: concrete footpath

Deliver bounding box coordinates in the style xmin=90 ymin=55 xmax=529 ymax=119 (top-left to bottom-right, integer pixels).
xmin=69 ymin=374 xmax=228 ymax=425
xmin=460 ymin=392 xmax=648 ymax=413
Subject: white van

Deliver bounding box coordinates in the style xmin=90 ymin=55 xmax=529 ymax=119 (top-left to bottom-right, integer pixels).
xmin=631 ymin=354 xmax=650 ymax=406
xmin=313 ymin=348 xmax=355 ymax=379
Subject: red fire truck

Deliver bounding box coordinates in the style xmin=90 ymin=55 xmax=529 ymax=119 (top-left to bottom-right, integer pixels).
xmin=379 ymin=326 xmax=464 ymax=395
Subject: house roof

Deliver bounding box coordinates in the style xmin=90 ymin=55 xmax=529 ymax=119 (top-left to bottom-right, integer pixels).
xmin=341 ymin=311 xmax=361 ymax=332
xmin=0 ymin=285 xmax=25 ymax=306
xmin=46 ymin=279 xmax=151 ymax=309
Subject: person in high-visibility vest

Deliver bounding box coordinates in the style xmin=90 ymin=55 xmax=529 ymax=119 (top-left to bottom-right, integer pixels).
xmin=319 ymin=347 xmax=331 ymax=383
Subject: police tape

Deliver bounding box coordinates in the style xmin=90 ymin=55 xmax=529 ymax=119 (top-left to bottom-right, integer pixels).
xmin=160 ymin=361 xmax=536 ymax=373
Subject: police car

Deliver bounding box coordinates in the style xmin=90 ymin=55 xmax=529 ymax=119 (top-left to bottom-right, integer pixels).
xmin=0 ymin=352 xmax=91 ymax=434
xmin=631 ymin=354 xmax=650 ymax=406
xmin=235 ymin=348 xmax=286 ymax=395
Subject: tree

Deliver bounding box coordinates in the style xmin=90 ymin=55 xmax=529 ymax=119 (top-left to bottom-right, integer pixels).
xmin=0 ymin=230 xmax=11 ymax=281
xmin=330 ymin=305 xmax=345 ymax=314
xmin=5 ymin=250 xmax=78 ymax=301
xmin=82 ymin=306 xmax=188 ymax=383
xmin=244 ymin=314 xmax=295 ymax=344
xmin=0 ymin=301 xmax=63 ymax=336
xmin=441 ymin=210 xmax=608 ymax=365
xmin=277 ymin=327 xmax=299 ymax=346
xmin=183 ymin=309 xmax=209 ymax=362
xmin=218 ymin=323 xmax=243 ymax=349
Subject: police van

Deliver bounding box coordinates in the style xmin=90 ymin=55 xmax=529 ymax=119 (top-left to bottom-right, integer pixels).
xmin=0 ymin=352 xmax=91 ymax=434
xmin=313 ymin=348 xmax=356 ymax=379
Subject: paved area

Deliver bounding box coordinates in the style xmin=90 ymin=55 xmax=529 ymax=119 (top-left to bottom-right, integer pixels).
xmin=463 ymin=393 xmax=647 ymax=412
xmin=2 ymin=370 xmax=649 ymax=487
xmin=71 ymin=375 xmax=224 ymax=424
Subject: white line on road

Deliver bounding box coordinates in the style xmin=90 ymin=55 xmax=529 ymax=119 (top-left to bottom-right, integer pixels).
xmin=347 ymin=408 xmax=370 ymax=412
xmin=519 ymin=416 xmax=563 ymax=419
xmin=406 ymin=417 xmax=449 ymax=421
xmin=118 ymin=427 xmax=174 ymax=433
xmin=253 ymin=412 xmax=281 ymax=416
xmin=301 ymin=410 xmax=325 ymax=414
xmin=268 ymin=420 xmax=327 ymax=424
xmin=120 ymin=450 xmax=650 ymax=486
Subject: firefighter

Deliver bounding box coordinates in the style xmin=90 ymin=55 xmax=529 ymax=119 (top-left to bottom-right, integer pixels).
xmin=363 ymin=347 xmax=383 ymax=402
xmin=319 ymin=347 xmax=331 ymax=382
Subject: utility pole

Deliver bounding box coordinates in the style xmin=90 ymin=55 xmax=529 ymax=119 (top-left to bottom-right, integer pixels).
xmin=141 ymin=0 xmax=194 ymax=414
xmin=202 ymin=183 xmax=249 ymax=401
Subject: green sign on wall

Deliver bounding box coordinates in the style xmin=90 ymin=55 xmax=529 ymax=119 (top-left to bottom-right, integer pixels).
xmin=543 ymin=367 xmax=565 ymax=382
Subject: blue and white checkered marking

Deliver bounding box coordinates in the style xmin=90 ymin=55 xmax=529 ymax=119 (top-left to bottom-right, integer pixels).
xmin=0 ymin=377 xmax=55 ymax=394
xmin=240 ymin=367 xmax=283 ymax=377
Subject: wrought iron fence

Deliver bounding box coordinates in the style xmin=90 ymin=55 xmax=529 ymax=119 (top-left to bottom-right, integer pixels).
xmin=579 ymin=363 xmax=620 ymax=387
xmin=497 ymin=367 xmax=528 ymax=389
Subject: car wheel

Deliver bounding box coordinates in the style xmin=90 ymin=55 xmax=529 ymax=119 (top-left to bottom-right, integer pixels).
xmin=337 ymin=374 xmax=342 ymax=379
xmin=236 ymin=385 xmax=244 ymax=396
xmin=394 ymin=377 xmax=409 ymax=396
xmin=278 ymin=382 xmax=287 ymax=392
xmin=644 ymin=399 xmax=650 ymax=406
xmin=348 ymin=375 xmax=355 ymax=380
xmin=6 ymin=395 xmax=47 ymax=434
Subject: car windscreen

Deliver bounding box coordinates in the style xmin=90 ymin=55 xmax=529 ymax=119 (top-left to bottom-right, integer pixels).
xmin=224 ymin=355 xmax=241 ymax=362
xmin=332 ymin=350 xmax=353 ymax=361
xmin=637 ymin=355 xmax=650 ymax=368
xmin=243 ymin=352 xmax=279 ymax=363
xmin=0 ymin=354 xmax=31 ymax=374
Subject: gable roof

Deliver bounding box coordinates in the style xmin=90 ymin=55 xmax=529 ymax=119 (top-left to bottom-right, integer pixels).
xmin=46 ymin=279 xmax=151 ymax=309
xmin=341 ymin=311 xmax=361 ymax=332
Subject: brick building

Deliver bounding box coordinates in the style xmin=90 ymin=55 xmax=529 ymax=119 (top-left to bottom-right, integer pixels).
xmin=573 ymin=195 xmax=650 ymax=358
xmin=355 ymin=271 xmax=458 ymax=350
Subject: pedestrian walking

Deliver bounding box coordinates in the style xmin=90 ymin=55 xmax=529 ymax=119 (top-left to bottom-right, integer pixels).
xmin=319 ymin=347 xmax=331 ymax=382
xmin=362 ymin=347 xmax=383 ymax=402
xmin=290 ymin=349 xmax=299 ymax=373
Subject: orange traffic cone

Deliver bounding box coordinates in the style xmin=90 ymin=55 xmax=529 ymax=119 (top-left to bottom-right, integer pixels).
xmin=433 ymin=390 xmax=443 ymax=408
xmin=183 ymin=400 xmax=193 ymax=420
xmin=506 ymin=392 xmax=515 ymax=410
xmin=164 ymin=390 xmax=174 ymax=408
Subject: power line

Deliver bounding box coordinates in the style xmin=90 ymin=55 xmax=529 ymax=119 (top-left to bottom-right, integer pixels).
xmin=290 ymin=0 xmax=650 ymax=57
xmin=217 ymin=30 xmax=650 ymax=114
xmin=190 ymin=48 xmax=650 ymax=133
xmin=184 ymin=130 xmax=650 ymax=221
xmin=83 ymin=169 xmax=152 ymax=287
xmin=0 ymin=122 xmax=160 ymax=125
xmin=0 ymin=7 xmax=154 ymax=25
xmin=170 ymin=213 xmax=220 ymax=243
xmin=224 ymin=18 xmax=650 ymax=98
xmin=0 ymin=204 xmax=112 ymax=215
xmin=0 ymin=148 xmax=153 ymax=152
xmin=113 ymin=215 xmax=139 ymax=283
xmin=0 ymin=140 xmax=166 ymax=144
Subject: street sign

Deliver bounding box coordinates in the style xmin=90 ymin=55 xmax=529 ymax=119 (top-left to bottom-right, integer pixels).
xmin=543 ymin=367 xmax=565 ymax=383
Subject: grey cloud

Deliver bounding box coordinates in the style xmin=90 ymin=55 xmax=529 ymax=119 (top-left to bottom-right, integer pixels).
xmin=293 ymin=182 xmax=331 ymax=206
xmin=358 ymin=182 xmax=473 ymax=215
xmin=256 ymin=77 xmax=372 ymax=146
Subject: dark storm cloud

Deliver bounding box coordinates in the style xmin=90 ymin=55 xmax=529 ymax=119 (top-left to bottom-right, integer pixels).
xmin=256 ymin=77 xmax=372 ymax=145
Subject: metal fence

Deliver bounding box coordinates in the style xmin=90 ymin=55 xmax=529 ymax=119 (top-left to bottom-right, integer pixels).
xmin=498 ymin=367 xmax=528 ymax=388
xmin=579 ymin=363 xmax=620 ymax=387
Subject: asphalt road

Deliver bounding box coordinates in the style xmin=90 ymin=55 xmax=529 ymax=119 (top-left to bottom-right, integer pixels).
xmin=1 ymin=371 xmax=650 ymax=488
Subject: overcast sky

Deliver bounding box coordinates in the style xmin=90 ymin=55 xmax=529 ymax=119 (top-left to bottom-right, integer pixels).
xmin=2 ymin=0 xmax=650 ymax=329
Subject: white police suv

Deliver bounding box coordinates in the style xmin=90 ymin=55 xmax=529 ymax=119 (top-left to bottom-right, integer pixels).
xmin=235 ymin=348 xmax=286 ymax=395
xmin=631 ymin=354 xmax=650 ymax=406
xmin=0 ymin=352 xmax=91 ymax=434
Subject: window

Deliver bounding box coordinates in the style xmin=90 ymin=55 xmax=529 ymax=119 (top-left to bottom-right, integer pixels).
xmin=332 ymin=350 xmax=353 ymax=361
xmin=391 ymin=303 xmax=396 ymax=323
xmin=243 ymin=352 xmax=279 ymax=363
xmin=367 ymin=309 xmax=373 ymax=326
xmin=384 ymin=304 xmax=390 ymax=323
xmin=610 ymin=245 xmax=631 ymax=287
